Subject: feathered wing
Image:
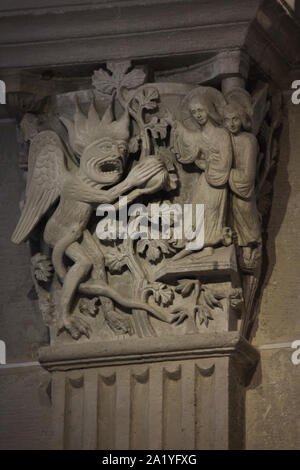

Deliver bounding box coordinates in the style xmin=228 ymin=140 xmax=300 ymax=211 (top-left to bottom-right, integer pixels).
xmin=12 ymin=130 xmax=68 ymax=244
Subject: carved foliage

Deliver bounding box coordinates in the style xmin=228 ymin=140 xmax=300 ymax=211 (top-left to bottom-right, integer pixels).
xmin=12 ymin=61 xmax=281 ymax=342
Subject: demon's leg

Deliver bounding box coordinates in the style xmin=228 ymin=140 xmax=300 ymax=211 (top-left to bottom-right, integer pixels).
xmin=58 ymin=241 xmax=93 ymax=339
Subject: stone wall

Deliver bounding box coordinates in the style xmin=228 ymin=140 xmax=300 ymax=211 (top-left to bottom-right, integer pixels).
xmin=246 ymin=99 xmax=300 ymax=450
xmin=0 ymin=121 xmax=52 ymax=450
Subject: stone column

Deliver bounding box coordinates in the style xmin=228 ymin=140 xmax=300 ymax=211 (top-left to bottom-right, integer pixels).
xmin=39 ymin=333 xmax=258 ymax=450
xmin=9 ymin=54 xmax=273 ymax=451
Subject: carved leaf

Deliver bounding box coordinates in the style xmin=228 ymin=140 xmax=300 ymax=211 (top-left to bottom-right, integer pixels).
xmin=170 ymin=308 xmax=189 ymax=325
xmin=147 ymin=116 xmax=168 ymax=140
xmin=104 ymin=309 xmax=132 ymax=335
xmin=137 ymin=239 xmax=175 ymax=263
xmin=175 ymin=279 xmax=195 ymax=297
xmin=106 ymin=61 xmax=131 ymax=78
xmin=92 ymin=62 xmax=146 ymax=99
xmin=31 ymin=253 xmax=53 ymax=283
xmin=202 ymin=287 xmax=223 ymax=310
xmin=120 ymin=68 xmax=147 ymax=90
xmin=92 ymin=69 xmax=116 ymax=96
xmin=79 ymin=297 xmax=99 ymax=317
xmin=105 ymin=249 xmax=128 ymax=273
xmin=145 ymin=282 xmax=175 ymax=307
xmin=133 ymin=87 xmax=159 ymax=111
xmin=194 ymin=305 xmax=213 ymax=328
xmin=147 ymin=244 xmax=161 ymax=263
xmin=160 ymin=288 xmax=175 ymax=307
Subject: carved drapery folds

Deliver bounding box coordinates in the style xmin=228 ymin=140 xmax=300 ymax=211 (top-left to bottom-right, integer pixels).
xmin=11 ymin=59 xmax=282 ymax=344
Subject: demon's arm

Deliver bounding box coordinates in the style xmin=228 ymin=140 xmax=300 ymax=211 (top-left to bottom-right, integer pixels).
xmin=63 ymin=158 xmax=166 ymax=204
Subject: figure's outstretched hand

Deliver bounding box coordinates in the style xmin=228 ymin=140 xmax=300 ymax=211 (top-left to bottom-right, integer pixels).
xmin=126 ymin=158 xmax=166 ymax=188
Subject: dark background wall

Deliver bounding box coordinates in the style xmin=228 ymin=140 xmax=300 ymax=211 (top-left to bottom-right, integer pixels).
xmin=246 ymin=99 xmax=300 ymax=450
xmin=0 ymin=120 xmax=52 ymax=450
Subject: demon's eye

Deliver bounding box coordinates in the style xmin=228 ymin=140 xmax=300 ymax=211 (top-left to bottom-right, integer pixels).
xmin=99 ymin=142 xmax=113 ymax=151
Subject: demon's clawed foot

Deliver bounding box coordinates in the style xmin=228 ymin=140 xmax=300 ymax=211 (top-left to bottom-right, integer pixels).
xmin=57 ymin=314 xmax=92 ymax=340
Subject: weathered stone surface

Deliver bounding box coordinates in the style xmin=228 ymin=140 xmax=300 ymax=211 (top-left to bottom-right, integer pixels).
xmin=247 ymin=348 xmax=300 ymax=450
xmin=0 ymin=121 xmax=48 ymax=363
xmin=0 ymin=1 xmax=298 ymax=89
xmin=10 ymin=68 xmax=271 ymax=344
xmin=6 ymin=49 xmax=287 ymax=449
xmin=0 ymin=366 xmax=52 ymax=450
xmin=246 ymin=100 xmax=300 ymax=450
xmin=0 ymin=0 xmax=299 ymax=451
xmin=40 ymin=332 xmax=258 ymax=450
xmin=251 ymin=101 xmax=300 ymax=344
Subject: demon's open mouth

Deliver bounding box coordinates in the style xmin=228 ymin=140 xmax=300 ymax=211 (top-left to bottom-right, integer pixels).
xmin=99 ymin=159 xmax=122 ymax=174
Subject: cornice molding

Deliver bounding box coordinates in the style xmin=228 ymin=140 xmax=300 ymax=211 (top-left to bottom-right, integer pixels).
xmin=0 ymin=1 xmax=297 ymax=89
xmin=39 ymin=332 xmax=259 ymax=372
xmin=0 ymin=0 xmax=261 ymax=70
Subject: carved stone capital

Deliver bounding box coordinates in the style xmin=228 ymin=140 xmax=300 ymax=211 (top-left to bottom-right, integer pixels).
xmin=5 ymin=1 xmax=293 ymax=448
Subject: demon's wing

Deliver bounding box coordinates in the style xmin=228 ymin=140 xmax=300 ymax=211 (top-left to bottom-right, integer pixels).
xmin=12 ymin=130 xmax=68 ymax=244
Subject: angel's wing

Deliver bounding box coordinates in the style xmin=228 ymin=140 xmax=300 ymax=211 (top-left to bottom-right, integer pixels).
xmin=12 ymin=130 xmax=68 ymax=244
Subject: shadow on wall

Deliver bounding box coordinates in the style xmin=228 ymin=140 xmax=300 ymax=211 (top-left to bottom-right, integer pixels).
xmin=0 ymin=121 xmax=49 ymax=363
xmin=250 ymin=98 xmax=291 ymax=342
xmin=295 ymin=0 xmax=300 ymax=18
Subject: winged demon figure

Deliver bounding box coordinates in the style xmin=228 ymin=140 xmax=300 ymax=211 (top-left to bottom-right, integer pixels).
xmin=11 ymin=99 xmax=182 ymax=339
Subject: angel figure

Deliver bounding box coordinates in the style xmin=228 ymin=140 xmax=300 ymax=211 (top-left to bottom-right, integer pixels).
xmin=223 ymin=103 xmax=262 ymax=264
xmin=168 ymin=86 xmax=232 ymax=260
xmin=11 ymin=99 xmax=176 ymax=339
